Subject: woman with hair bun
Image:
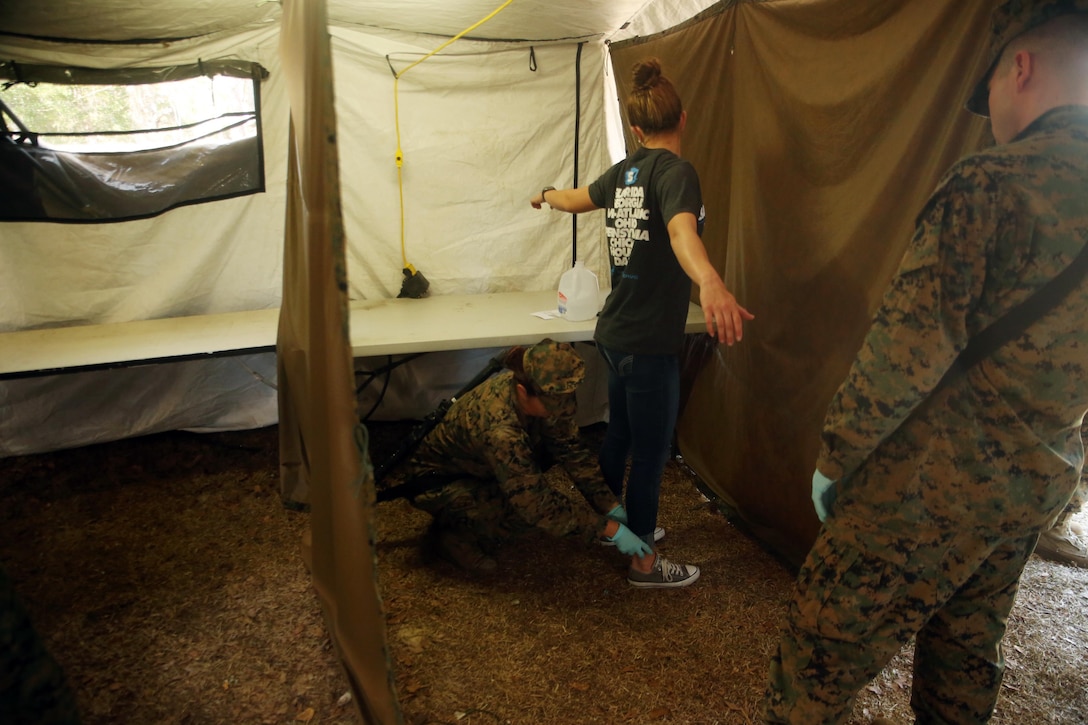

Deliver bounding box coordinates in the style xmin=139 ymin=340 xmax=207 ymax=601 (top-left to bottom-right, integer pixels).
xmin=531 ymin=57 xmax=753 ymax=588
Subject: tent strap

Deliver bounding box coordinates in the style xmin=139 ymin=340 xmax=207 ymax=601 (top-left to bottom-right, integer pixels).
xmin=572 ymin=42 xmax=583 ymax=266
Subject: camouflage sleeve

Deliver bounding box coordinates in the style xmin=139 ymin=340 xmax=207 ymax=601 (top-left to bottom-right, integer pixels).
xmin=484 ymin=424 xmax=606 ymax=542
xmin=541 ymin=414 xmax=618 ymax=515
xmin=0 ymin=568 xmax=82 ymax=724
xmin=816 ymin=167 xmax=994 ymax=480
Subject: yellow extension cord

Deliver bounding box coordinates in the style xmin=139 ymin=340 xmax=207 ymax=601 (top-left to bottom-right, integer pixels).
xmin=392 ymin=0 xmax=515 ymax=274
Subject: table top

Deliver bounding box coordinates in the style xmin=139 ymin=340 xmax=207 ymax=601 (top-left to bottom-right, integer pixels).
xmin=345 ymin=290 xmax=706 ymax=356
xmin=0 ymin=290 xmax=706 ymax=378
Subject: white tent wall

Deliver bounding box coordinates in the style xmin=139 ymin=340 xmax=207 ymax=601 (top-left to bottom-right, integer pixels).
xmin=329 ymin=23 xmax=615 ymax=423
xmin=0 ymin=356 xmax=280 ymax=458
xmin=0 ymin=25 xmax=288 ymax=328
xmin=332 ymin=27 xmax=612 ymax=299
xmin=609 ymin=0 xmax=722 ymax=42
xmin=0 ymin=0 xmax=721 ymax=456
xmin=0 ymin=26 xmax=288 ymax=456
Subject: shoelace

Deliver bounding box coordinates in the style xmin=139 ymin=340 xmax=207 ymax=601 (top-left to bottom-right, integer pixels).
xmin=657 ymin=557 xmax=687 ymax=581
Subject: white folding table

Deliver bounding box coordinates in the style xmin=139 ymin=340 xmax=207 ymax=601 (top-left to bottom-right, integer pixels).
xmin=0 ymin=290 xmax=707 ymax=379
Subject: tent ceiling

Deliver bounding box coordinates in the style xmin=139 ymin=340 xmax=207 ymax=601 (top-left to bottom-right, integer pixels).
xmin=0 ymin=0 xmax=675 ymax=44
xmin=0 ymin=1 xmax=281 ymax=42
xmin=327 ymin=0 xmax=657 ymax=42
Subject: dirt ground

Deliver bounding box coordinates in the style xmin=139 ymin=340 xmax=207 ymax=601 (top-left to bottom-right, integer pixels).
xmin=1 ymin=423 xmax=1086 ymax=724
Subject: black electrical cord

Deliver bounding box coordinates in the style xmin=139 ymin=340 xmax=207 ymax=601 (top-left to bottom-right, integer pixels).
xmin=354 ymin=353 xmax=426 ymax=422
xmin=357 ymin=358 xmax=393 ymax=422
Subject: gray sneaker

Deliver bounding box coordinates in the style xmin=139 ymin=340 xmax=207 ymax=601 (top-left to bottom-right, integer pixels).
xmin=627 ymin=554 xmax=700 ymax=588
xmin=600 ymin=526 xmax=665 ymax=546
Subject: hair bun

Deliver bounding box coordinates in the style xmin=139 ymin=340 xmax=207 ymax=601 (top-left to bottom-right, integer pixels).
xmin=503 ymin=345 xmax=527 ymax=370
xmin=631 ymin=58 xmax=663 ymax=92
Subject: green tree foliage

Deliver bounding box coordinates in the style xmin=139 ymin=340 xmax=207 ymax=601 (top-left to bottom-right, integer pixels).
xmin=4 ymin=83 xmax=136 ymax=133
xmin=2 ymin=76 xmax=253 ymax=144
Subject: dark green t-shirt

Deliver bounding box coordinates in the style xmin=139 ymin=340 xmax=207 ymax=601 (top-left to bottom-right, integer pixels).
xmin=588 ymin=147 xmax=704 ymax=354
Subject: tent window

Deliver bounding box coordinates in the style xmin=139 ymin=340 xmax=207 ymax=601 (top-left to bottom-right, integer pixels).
xmin=0 ymin=60 xmax=267 ymax=223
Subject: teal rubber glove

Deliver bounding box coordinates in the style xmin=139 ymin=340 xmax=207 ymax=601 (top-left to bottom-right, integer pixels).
xmin=606 ymin=504 xmax=628 ymax=525
xmin=608 ymin=523 xmax=654 ymax=557
xmin=812 ymin=469 xmax=837 ymax=522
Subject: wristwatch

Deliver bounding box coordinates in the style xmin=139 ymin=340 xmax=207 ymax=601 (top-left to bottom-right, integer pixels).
xmin=541 ymin=186 xmax=556 ymax=202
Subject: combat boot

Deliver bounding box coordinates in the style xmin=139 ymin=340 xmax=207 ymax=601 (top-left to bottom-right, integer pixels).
xmin=1034 ymin=524 xmax=1088 ymax=567
xmin=431 ymin=526 xmax=497 ymax=572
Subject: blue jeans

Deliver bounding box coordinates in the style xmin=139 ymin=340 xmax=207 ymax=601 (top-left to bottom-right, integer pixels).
xmin=597 ymin=345 xmax=680 ymax=547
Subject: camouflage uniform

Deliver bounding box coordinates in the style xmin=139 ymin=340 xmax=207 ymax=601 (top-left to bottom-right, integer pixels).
xmin=1050 ymin=476 xmax=1086 ymax=526
xmin=395 ymin=341 xmax=615 ymax=548
xmin=0 ymin=567 xmax=81 ymax=724
xmin=765 ymin=96 xmax=1088 ymax=725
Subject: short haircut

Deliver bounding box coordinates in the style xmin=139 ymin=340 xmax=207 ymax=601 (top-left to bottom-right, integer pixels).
xmin=998 ymin=14 xmax=1088 ymax=89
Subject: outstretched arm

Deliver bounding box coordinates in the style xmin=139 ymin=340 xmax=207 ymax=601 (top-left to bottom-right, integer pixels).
xmin=667 ymin=211 xmax=754 ymax=345
xmin=530 ymin=186 xmax=599 ymax=214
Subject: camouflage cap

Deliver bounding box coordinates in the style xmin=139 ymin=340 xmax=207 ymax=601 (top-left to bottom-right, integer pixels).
xmin=966 ymin=0 xmax=1088 ymax=117
xmin=523 ymin=339 xmax=585 ymax=395
xmin=538 ymin=390 xmax=578 ymax=418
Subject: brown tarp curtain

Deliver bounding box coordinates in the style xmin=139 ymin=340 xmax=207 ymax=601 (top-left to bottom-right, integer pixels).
xmin=274 ymin=0 xmax=995 ymax=716
xmin=611 ymin=0 xmax=994 ymax=564
xmin=276 ymin=0 xmax=400 ymax=723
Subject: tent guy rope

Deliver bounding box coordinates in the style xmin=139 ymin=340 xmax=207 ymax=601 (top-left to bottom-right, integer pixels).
xmin=389 ymin=0 xmax=515 ymax=298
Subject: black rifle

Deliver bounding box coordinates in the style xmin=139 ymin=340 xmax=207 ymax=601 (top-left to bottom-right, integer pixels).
xmin=373 ymin=351 xmax=507 ymax=501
